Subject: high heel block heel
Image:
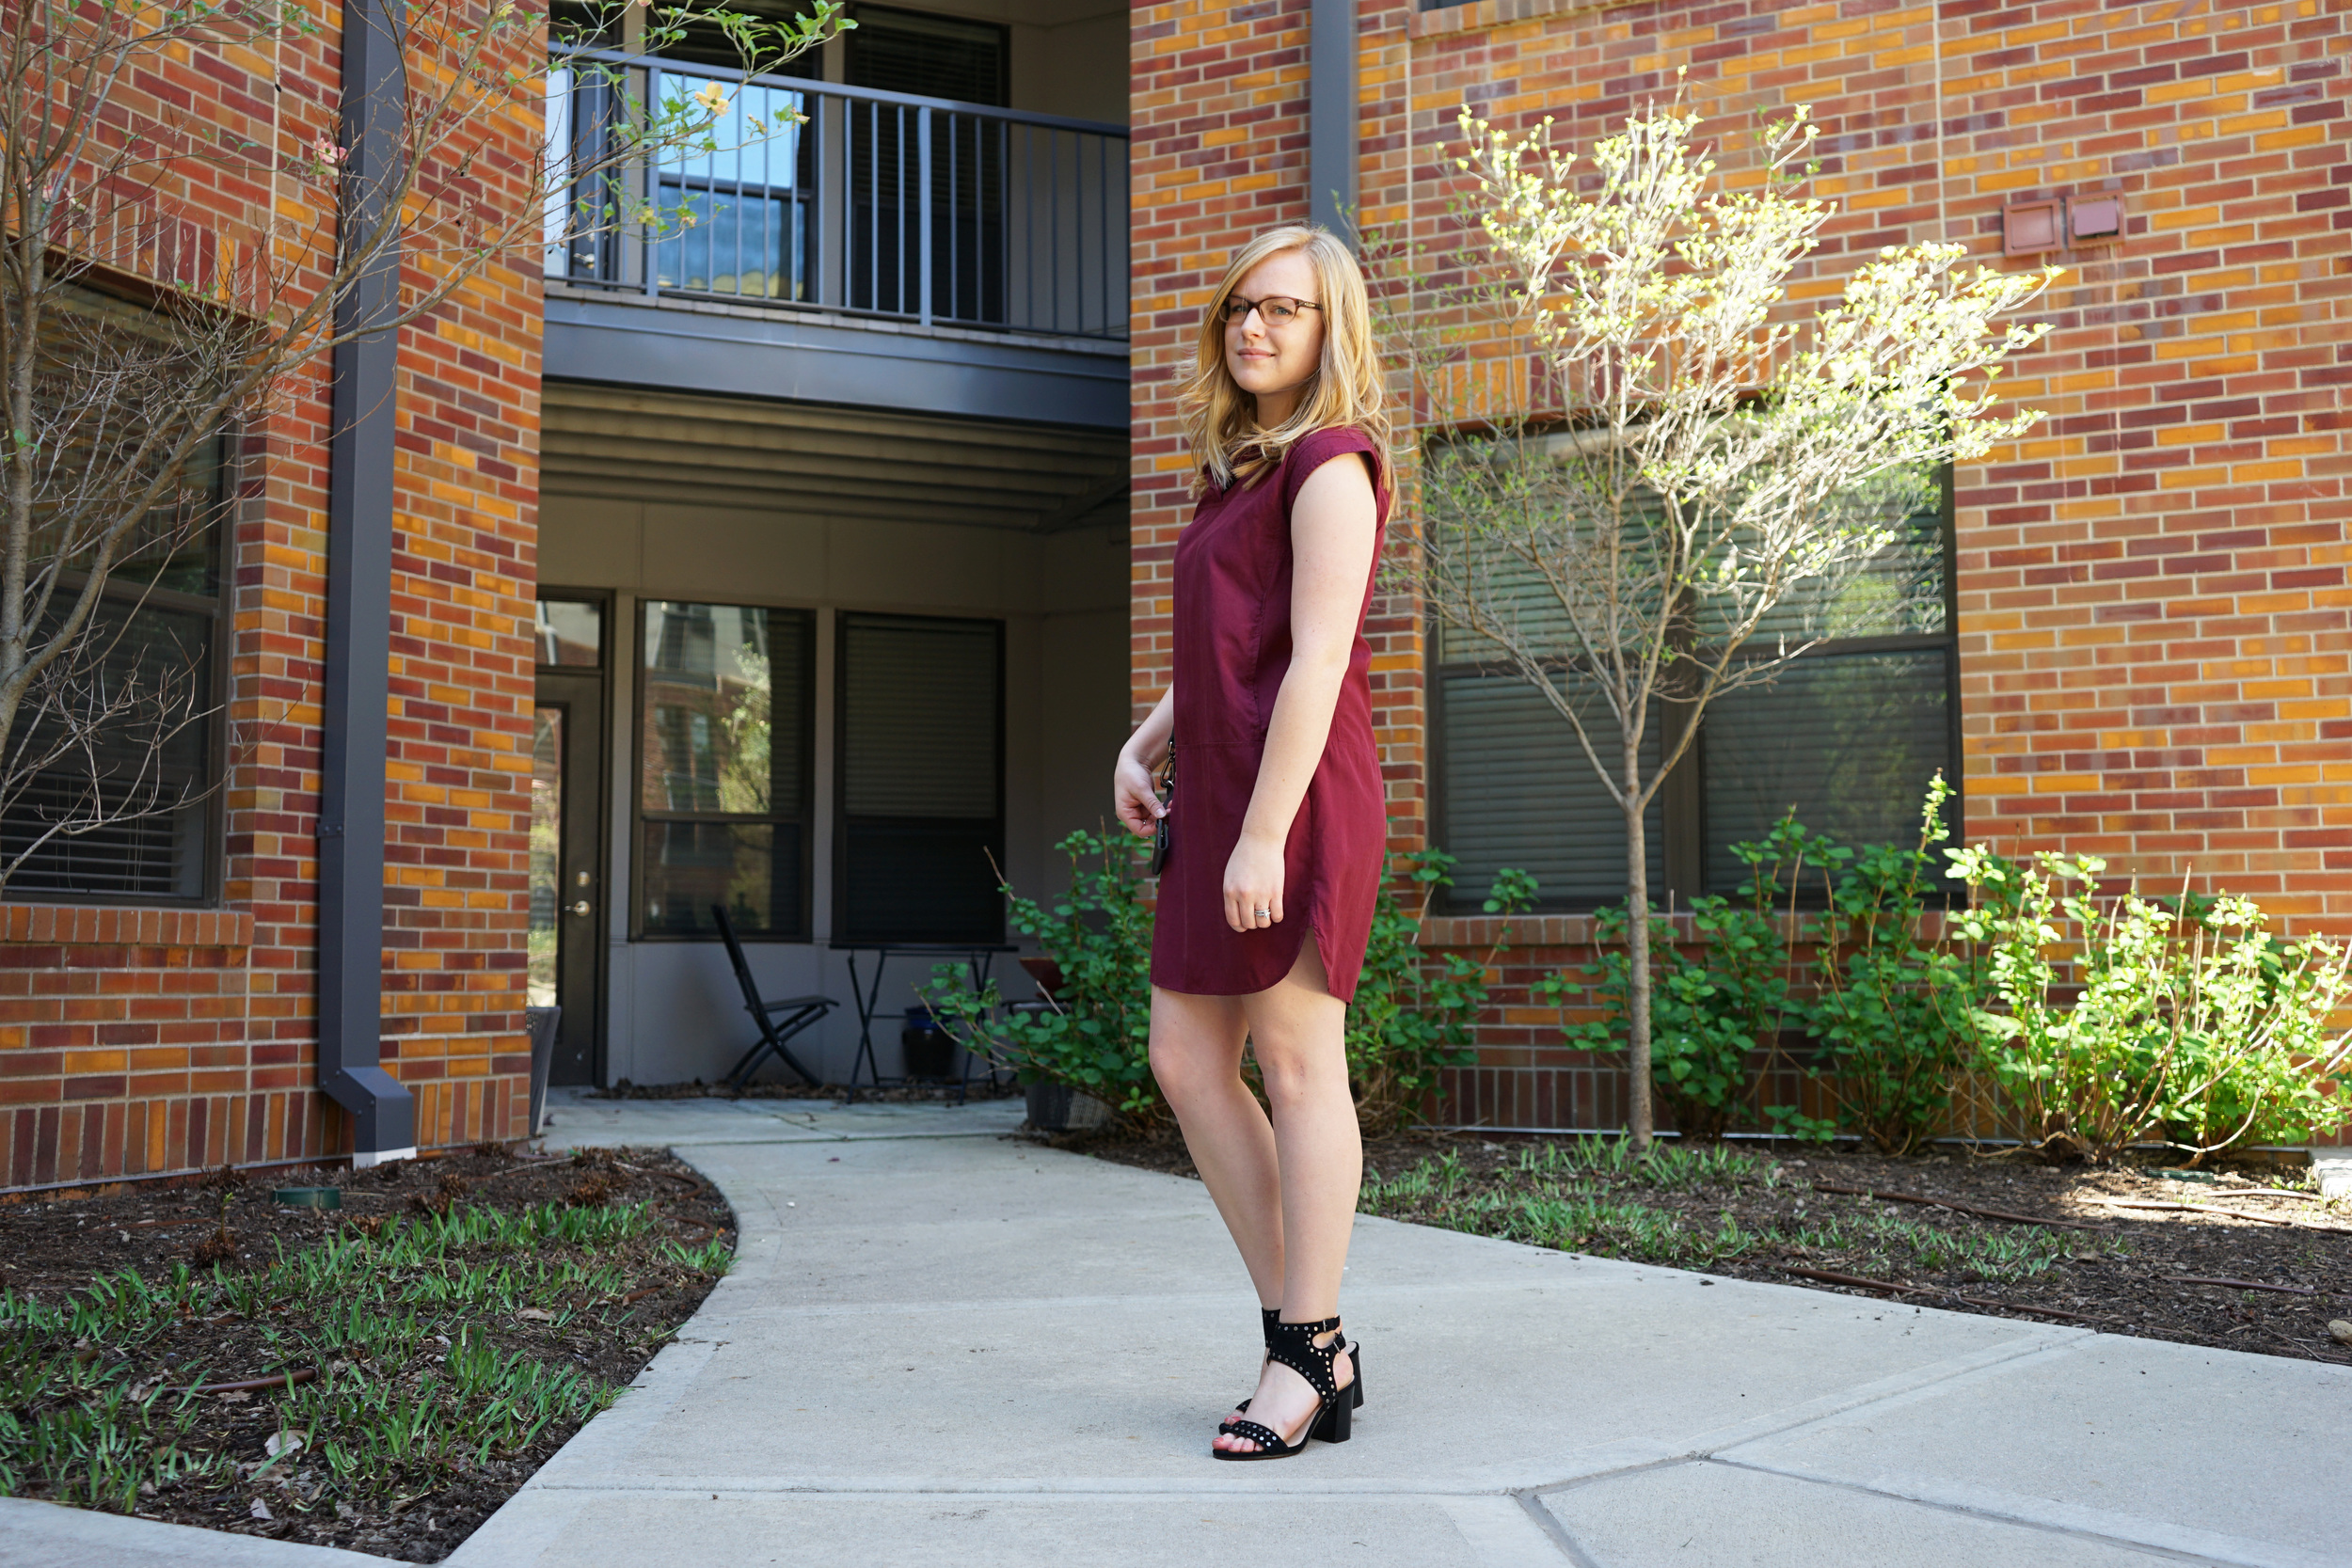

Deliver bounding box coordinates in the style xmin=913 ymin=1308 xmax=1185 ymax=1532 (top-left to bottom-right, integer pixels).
xmin=1211 ymin=1315 xmax=1355 ymax=1461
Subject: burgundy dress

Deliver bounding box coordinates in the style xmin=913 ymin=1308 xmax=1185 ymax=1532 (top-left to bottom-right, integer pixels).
xmin=1149 ymin=427 xmax=1391 ymax=1004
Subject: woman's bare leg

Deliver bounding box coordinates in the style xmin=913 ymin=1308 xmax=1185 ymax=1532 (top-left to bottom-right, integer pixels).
xmin=1148 ymin=984 xmax=1283 ymax=1308
xmin=1208 ymin=939 xmax=1359 ymax=1454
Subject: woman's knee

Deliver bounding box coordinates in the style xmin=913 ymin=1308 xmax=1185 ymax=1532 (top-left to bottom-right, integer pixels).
xmin=1251 ymin=1035 xmax=1346 ymax=1113
xmin=1148 ymin=1011 xmax=1243 ymax=1106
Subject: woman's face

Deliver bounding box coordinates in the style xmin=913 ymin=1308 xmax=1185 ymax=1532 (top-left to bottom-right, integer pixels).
xmin=1222 ymin=248 xmax=1325 ymax=423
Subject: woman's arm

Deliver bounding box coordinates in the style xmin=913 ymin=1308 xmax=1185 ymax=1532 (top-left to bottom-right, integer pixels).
xmin=1222 ymin=451 xmax=1379 ymax=934
xmin=1113 ymin=687 xmax=1175 ymax=840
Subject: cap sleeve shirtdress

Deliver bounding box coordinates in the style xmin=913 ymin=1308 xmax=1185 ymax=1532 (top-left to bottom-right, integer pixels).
xmin=1149 ymin=426 xmax=1391 ymax=1004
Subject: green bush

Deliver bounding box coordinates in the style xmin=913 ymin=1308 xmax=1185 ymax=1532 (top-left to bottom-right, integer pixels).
xmin=1779 ymin=775 xmax=1995 ymax=1155
xmin=921 ymin=829 xmax=1159 ymax=1117
xmin=922 ymin=833 xmax=1534 ymax=1132
xmin=1346 ymin=849 xmax=1536 ymax=1133
xmin=1948 ymin=848 xmax=2352 ymax=1163
xmin=1542 ymin=871 xmax=1793 ymax=1141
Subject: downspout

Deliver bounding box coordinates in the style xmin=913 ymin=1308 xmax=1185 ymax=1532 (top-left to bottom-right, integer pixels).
xmin=318 ymin=0 xmax=415 ymax=1166
xmin=1309 ymin=0 xmax=1359 ymax=245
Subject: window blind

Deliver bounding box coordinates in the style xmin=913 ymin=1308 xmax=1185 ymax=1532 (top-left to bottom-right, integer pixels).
xmin=1700 ymin=649 xmax=1954 ymax=892
xmin=1438 ymin=670 xmax=1665 ymax=910
xmin=837 ymin=613 xmax=1004 ymax=943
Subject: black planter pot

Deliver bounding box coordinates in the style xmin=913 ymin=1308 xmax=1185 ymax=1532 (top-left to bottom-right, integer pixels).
xmin=1025 ymin=1082 xmax=1111 ymax=1132
xmin=901 ymin=1026 xmax=955 ymax=1081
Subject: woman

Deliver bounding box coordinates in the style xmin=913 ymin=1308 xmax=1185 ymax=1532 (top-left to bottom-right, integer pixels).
xmin=1112 ymin=224 xmax=1391 ymax=1461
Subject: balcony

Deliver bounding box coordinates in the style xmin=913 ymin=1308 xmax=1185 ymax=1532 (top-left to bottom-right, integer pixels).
xmin=542 ymin=47 xmax=1129 ymax=429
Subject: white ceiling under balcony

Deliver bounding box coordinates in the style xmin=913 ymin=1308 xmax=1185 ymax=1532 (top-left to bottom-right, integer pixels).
xmin=538 ymin=382 xmax=1129 ymax=534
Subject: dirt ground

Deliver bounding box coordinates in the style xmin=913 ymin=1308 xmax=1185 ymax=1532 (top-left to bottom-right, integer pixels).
xmin=1074 ymin=1125 xmax=2352 ymax=1367
xmin=0 ymin=1144 xmax=733 ymax=1561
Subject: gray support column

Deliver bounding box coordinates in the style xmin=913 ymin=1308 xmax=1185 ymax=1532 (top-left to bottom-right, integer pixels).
xmin=1309 ymin=0 xmax=1359 ymax=245
xmin=318 ymin=0 xmax=416 ymax=1165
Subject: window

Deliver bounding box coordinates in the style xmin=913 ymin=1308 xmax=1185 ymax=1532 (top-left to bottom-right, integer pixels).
xmin=835 ymin=612 xmax=1003 ymax=943
xmin=1432 ymin=467 xmax=1957 ymax=911
xmin=636 ymin=601 xmax=814 ymax=938
xmin=846 ymin=6 xmax=1009 ymax=105
xmin=0 ymin=291 xmax=227 ymax=902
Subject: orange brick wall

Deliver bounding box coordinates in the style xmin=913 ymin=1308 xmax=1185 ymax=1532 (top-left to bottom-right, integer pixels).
xmin=0 ymin=1 xmax=542 ymax=1189
xmin=1132 ymin=0 xmax=2352 ymax=1132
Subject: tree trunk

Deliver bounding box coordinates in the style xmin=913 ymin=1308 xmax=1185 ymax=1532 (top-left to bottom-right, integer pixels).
xmin=1624 ymin=759 xmax=1653 ymax=1157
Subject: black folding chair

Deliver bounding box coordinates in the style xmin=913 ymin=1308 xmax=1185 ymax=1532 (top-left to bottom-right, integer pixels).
xmin=712 ymin=904 xmax=837 ymax=1091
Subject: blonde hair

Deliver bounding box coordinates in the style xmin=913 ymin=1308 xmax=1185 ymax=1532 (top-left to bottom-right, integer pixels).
xmin=1178 ymin=225 xmax=1391 ymax=495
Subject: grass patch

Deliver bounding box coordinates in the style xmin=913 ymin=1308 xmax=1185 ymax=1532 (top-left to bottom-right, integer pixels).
xmin=0 ymin=1157 xmax=731 ymax=1555
xmin=1359 ymin=1139 xmax=2067 ymax=1283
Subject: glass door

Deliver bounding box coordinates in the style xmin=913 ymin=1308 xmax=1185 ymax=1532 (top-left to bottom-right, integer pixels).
xmin=533 ymin=598 xmax=610 ymax=1085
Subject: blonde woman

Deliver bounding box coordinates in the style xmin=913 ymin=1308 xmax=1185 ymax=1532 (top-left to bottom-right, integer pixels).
xmin=1112 ymin=225 xmax=1391 ymax=1460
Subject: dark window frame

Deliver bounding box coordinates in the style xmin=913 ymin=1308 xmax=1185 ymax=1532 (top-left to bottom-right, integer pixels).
xmin=628 ymin=597 xmax=818 ymax=942
xmin=1430 ymin=466 xmax=1962 ymax=914
xmin=0 ymin=422 xmax=235 ymax=909
xmin=831 ymin=609 xmax=1007 ymax=946
xmin=845 ymin=4 xmax=1011 ymax=107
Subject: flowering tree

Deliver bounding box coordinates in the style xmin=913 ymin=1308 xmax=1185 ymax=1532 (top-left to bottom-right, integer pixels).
xmin=1406 ymin=102 xmax=2056 ymax=1151
xmin=0 ymin=0 xmax=842 ymax=884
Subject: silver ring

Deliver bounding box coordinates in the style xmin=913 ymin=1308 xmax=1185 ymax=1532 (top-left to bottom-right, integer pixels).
xmin=1253 ymin=908 xmax=1270 ymax=919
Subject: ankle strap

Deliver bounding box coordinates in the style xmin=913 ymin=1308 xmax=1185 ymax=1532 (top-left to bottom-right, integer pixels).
xmin=1264 ymin=1315 xmax=1344 ymax=1400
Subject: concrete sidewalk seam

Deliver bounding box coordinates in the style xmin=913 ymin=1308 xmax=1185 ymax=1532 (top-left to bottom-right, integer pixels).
xmin=1512 ymin=1479 xmax=1625 ymax=1568
xmin=1457 ymin=1329 xmax=2079 ymax=1497
xmin=1708 ymin=1455 xmax=2329 ymax=1568
xmin=509 ymin=1477 xmax=1606 ymax=1497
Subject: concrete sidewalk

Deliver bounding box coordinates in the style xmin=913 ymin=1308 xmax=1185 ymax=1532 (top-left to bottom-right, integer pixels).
xmin=457 ymin=1097 xmax=2348 ymax=1568
xmin=7 ymin=1094 xmax=2347 ymax=1567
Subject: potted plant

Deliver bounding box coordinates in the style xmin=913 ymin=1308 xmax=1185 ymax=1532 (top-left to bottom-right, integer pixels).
xmin=922 ymin=831 xmax=1157 ymax=1132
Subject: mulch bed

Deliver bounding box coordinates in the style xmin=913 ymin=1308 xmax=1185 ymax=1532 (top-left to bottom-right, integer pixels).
xmin=0 ymin=1144 xmax=734 ymax=1561
xmin=1072 ymin=1125 xmax=2352 ymax=1367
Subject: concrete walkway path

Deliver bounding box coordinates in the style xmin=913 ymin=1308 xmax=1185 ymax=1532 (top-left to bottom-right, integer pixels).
xmin=7 ymin=1092 xmax=2347 ymax=1567
xmin=458 ymin=1094 xmax=2350 ymax=1568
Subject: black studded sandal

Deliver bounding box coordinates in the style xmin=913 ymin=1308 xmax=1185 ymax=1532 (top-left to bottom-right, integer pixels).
xmin=1221 ymin=1308 xmax=1365 ymax=1434
xmin=1211 ymin=1315 xmax=1353 ymax=1461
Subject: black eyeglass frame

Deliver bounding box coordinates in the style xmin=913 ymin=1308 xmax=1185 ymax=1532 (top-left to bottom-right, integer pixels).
xmin=1217 ymin=294 xmax=1325 ymax=325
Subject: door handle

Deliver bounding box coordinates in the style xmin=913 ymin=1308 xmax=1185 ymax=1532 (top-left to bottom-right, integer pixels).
xmin=569 ymin=900 xmax=593 ymax=917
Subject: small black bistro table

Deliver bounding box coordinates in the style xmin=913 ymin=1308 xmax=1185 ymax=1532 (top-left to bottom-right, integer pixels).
xmin=830 ymin=941 xmax=1018 ymax=1103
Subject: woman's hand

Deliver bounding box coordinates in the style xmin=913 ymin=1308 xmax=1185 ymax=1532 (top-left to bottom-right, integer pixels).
xmin=1113 ymin=750 xmax=1163 ymax=841
xmin=1223 ymin=831 xmax=1284 ymax=933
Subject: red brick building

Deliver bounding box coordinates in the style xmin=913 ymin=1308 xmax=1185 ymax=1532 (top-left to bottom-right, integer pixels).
xmin=0 ymin=0 xmax=546 ymax=1188
xmin=8 ymin=0 xmax=2345 ymax=1191
xmin=3 ymin=0 xmax=1136 ymax=1192
xmin=1133 ymin=0 xmax=2352 ymax=1130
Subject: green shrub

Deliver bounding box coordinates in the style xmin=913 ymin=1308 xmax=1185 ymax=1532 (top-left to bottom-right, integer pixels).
xmin=1781 ymin=774 xmax=1994 ymax=1155
xmin=921 ymin=829 xmax=1159 ymax=1117
xmin=1949 ymin=849 xmax=2352 ymax=1163
xmin=1543 ymin=874 xmax=1793 ymax=1141
xmin=1346 ymin=849 xmax=1536 ymax=1133
xmin=922 ymin=833 xmax=1534 ymax=1132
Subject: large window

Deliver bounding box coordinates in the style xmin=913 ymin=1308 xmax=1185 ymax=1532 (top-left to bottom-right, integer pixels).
xmin=835 ymin=612 xmax=1003 ymax=943
xmin=1433 ymin=469 xmax=1957 ymax=911
xmin=0 ymin=291 xmax=226 ymax=903
xmin=636 ymin=602 xmax=814 ymax=938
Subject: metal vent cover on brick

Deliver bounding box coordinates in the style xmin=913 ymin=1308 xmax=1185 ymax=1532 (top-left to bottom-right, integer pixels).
xmin=539 ymin=382 xmax=1129 ymax=533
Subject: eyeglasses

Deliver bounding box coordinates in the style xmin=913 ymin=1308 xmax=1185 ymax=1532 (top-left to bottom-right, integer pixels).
xmin=1219 ymin=294 xmax=1323 ymax=325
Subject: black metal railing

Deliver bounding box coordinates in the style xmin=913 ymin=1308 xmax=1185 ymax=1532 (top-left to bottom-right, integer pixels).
xmin=547 ymin=46 xmax=1128 ymax=340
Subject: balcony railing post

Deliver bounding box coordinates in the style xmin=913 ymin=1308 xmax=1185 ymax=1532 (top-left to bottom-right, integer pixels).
xmin=642 ymin=63 xmax=661 ymax=301
xmin=917 ymin=105 xmax=933 ymax=326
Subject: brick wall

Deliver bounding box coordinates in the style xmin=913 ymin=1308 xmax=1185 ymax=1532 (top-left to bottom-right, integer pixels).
xmin=1132 ymin=0 xmax=2352 ymax=1132
xmin=0 ymin=0 xmax=542 ymax=1189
